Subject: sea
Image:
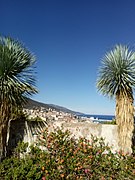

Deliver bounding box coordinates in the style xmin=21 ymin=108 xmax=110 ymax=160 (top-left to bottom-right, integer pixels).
xmin=78 ymin=114 xmax=115 ymax=123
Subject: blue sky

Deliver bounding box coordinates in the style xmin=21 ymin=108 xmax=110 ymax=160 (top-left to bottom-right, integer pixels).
xmin=1 ymin=0 xmax=135 ymax=115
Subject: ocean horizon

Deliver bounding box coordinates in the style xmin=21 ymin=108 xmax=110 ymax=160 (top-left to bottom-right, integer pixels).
xmin=79 ymin=114 xmax=115 ymax=122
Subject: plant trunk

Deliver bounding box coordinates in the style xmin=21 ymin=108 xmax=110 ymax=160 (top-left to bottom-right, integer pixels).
xmin=0 ymin=120 xmax=8 ymax=161
xmin=0 ymin=101 xmax=10 ymax=161
xmin=115 ymin=92 xmax=134 ymax=154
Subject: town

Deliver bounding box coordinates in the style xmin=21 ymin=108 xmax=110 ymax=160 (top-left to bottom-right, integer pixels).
xmin=23 ymin=106 xmax=93 ymax=123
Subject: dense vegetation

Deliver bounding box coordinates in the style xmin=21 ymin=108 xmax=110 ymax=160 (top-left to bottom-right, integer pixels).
xmin=0 ymin=128 xmax=135 ymax=180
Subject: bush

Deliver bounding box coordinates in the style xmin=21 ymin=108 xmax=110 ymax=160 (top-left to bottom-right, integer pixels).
xmin=27 ymin=116 xmax=43 ymax=122
xmin=103 ymin=119 xmax=116 ymax=125
xmin=0 ymin=128 xmax=135 ymax=179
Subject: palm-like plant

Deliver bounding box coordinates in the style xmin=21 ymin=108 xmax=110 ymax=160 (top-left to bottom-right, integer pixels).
xmin=0 ymin=36 xmax=37 ymax=160
xmin=97 ymin=45 xmax=135 ymax=154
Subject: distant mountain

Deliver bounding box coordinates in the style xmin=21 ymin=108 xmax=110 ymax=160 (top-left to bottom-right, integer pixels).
xmin=24 ymin=98 xmax=79 ymax=114
xmin=48 ymin=104 xmax=76 ymax=114
xmin=24 ymin=98 xmax=54 ymax=110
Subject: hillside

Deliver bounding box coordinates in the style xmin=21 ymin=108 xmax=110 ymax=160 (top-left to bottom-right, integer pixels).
xmin=24 ymin=98 xmax=78 ymax=114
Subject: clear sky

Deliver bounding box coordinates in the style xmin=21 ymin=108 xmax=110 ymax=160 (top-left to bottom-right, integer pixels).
xmin=1 ymin=0 xmax=135 ymax=115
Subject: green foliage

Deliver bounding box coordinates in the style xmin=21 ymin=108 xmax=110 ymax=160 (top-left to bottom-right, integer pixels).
xmin=27 ymin=116 xmax=43 ymax=122
xmin=97 ymin=45 xmax=135 ymax=98
xmin=0 ymin=128 xmax=135 ymax=179
xmin=0 ymin=36 xmax=38 ymax=109
xmin=12 ymin=109 xmax=28 ymax=121
xmin=103 ymin=119 xmax=116 ymax=125
xmin=14 ymin=141 xmax=29 ymax=158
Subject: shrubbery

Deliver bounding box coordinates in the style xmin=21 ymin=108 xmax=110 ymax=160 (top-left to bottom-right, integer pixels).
xmin=0 ymin=128 xmax=135 ymax=179
xmin=103 ymin=119 xmax=116 ymax=125
xmin=27 ymin=116 xmax=43 ymax=122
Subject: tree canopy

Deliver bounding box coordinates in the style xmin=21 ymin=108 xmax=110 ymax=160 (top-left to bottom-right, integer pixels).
xmin=97 ymin=45 xmax=135 ymax=98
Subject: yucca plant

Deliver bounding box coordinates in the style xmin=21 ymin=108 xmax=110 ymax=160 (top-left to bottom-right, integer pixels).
xmin=97 ymin=45 xmax=135 ymax=154
xmin=0 ymin=36 xmax=37 ymax=161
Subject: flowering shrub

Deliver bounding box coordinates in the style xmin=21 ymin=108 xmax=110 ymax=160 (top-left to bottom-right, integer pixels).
xmin=0 ymin=127 xmax=135 ymax=179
